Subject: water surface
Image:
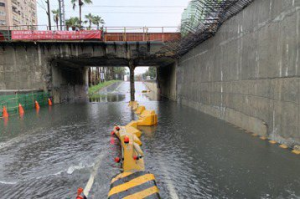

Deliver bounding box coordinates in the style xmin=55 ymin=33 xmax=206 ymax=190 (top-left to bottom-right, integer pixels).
xmin=0 ymin=82 xmax=299 ymax=199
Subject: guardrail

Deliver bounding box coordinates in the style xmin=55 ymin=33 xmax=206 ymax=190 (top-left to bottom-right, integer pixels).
xmin=0 ymin=25 xmax=181 ymax=42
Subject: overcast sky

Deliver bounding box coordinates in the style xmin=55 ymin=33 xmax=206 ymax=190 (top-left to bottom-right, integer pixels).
xmin=37 ymin=0 xmax=190 ymax=74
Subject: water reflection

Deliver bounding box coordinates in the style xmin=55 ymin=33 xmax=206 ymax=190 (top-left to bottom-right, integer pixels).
xmin=138 ymin=126 xmax=157 ymax=138
xmin=89 ymin=94 xmax=126 ymax=102
xmin=89 ymin=81 xmax=159 ymax=102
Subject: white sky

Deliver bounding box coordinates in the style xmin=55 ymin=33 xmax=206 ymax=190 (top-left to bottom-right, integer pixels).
xmin=37 ymin=0 xmax=191 ymax=74
xmin=37 ymin=0 xmax=190 ymax=28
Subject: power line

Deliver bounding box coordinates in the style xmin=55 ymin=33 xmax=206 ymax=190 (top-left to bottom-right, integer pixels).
xmin=51 ymin=5 xmax=186 ymax=8
xmin=37 ymin=0 xmax=47 ymax=12
xmin=65 ymin=11 xmax=182 ymax=14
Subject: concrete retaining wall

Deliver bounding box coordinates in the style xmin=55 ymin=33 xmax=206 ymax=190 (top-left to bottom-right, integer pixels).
xmin=157 ymin=63 xmax=177 ymax=101
xmin=177 ymin=0 xmax=300 ymax=146
xmin=144 ymin=82 xmax=158 ymax=93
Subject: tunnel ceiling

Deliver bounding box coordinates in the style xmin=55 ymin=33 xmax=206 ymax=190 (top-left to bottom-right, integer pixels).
xmin=54 ymin=56 xmax=175 ymax=68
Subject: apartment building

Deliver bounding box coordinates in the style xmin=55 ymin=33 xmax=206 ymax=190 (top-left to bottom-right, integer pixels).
xmin=0 ymin=0 xmax=37 ymax=30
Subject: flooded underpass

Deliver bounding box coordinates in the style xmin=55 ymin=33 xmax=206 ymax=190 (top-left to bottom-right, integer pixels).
xmin=0 ymin=81 xmax=300 ymax=199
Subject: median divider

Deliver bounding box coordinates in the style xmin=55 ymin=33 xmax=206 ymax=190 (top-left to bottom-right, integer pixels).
xmin=107 ymin=101 xmax=160 ymax=199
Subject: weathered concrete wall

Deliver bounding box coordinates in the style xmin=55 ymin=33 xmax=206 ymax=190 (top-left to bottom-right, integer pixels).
xmin=143 ymin=81 xmax=159 ymax=100
xmin=157 ymin=63 xmax=177 ymax=101
xmin=144 ymin=82 xmax=158 ymax=93
xmin=0 ymin=44 xmax=88 ymax=102
xmin=0 ymin=41 xmax=176 ymax=102
xmin=52 ymin=65 xmax=88 ymax=103
xmin=177 ymin=0 xmax=300 ymax=146
xmin=0 ymin=45 xmax=49 ymax=91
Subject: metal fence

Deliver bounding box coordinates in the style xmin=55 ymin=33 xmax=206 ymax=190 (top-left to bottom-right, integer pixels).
xmin=0 ymin=92 xmax=50 ymax=116
xmin=177 ymin=0 xmax=255 ymax=55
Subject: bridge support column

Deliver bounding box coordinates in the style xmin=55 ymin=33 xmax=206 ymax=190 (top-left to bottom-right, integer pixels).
xmin=129 ymin=61 xmax=135 ymax=102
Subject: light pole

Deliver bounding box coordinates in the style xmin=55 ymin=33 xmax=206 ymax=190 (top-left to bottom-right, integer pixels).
xmin=46 ymin=0 xmax=51 ymax=30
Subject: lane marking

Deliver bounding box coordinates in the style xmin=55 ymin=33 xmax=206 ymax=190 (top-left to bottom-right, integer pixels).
xmin=157 ymin=156 xmax=180 ymax=199
xmin=83 ymin=152 xmax=106 ymax=197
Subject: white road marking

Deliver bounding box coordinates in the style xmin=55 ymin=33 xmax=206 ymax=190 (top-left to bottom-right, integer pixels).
xmin=157 ymin=156 xmax=180 ymax=199
xmin=83 ymin=152 xmax=106 ymax=197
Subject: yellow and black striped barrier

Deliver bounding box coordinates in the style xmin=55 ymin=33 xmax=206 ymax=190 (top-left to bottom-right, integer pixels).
xmin=108 ymin=171 xmax=160 ymax=199
xmin=108 ymin=101 xmax=160 ymax=199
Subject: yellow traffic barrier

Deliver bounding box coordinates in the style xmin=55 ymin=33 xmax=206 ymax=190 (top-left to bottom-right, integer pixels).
xmin=113 ymin=126 xmax=145 ymax=172
xmin=125 ymin=122 xmax=142 ymax=138
xmin=132 ymin=103 xmax=139 ymax=111
xmin=108 ymin=171 xmax=160 ymax=199
xmin=129 ymin=101 xmax=139 ymax=110
xmin=269 ymin=140 xmax=277 ymax=144
xmin=137 ymin=110 xmax=158 ymax=126
xmin=133 ymin=135 xmax=142 ymax=146
xmin=279 ymin=144 xmax=288 ymax=149
xmin=135 ymin=106 xmax=146 ymax=115
xmin=126 ymin=121 xmax=139 ymax=128
xmin=292 ymin=145 xmax=300 ymax=155
xmin=107 ymin=102 xmax=160 ymax=198
xmin=128 ymin=101 xmax=137 ymax=107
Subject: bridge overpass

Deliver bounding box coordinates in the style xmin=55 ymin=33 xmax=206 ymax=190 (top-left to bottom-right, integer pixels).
xmin=0 ymin=29 xmax=180 ymax=103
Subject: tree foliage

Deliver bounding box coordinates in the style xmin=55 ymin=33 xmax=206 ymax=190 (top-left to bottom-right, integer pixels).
xmin=142 ymin=67 xmax=157 ymax=80
xmin=51 ymin=9 xmax=60 ymax=30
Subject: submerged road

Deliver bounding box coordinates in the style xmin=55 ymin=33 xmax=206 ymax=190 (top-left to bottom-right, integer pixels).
xmin=0 ymin=81 xmax=299 ymax=198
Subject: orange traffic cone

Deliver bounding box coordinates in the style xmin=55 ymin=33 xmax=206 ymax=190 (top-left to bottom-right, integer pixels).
xmin=35 ymin=101 xmax=40 ymax=110
xmin=18 ymin=104 xmax=25 ymax=115
xmin=2 ymin=106 xmax=9 ymax=118
xmin=48 ymin=98 xmax=52 ymax=106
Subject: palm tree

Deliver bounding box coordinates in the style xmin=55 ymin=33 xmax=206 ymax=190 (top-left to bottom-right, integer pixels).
xmin=52 ymin=9 xmax=60 ymax=30
xmin=71 ymin=0 xmax=93 ymax=28
xmin=93 ymin=15 xmax=105 ymax=30
xmin=65 ymin=17 xmax=80 ymax=31
xmin=85 ymin=13 xmax=94 ymax=30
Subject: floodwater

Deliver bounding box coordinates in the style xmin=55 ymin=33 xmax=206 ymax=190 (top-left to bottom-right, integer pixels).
xmin=0 ymin=81 xmax=300 ymax=199
xmin=89 ymin=81 xmax=159 ymax=102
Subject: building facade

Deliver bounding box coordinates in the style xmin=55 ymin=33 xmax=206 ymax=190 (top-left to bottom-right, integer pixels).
xmin=0 ymin=0 xmax=37 ymax=30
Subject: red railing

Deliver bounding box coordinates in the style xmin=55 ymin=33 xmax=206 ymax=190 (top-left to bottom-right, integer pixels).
xmin=104 ymin=33 xmax=180 ymax=42
xmin=0 ymin=25 xmax=181 ymax=42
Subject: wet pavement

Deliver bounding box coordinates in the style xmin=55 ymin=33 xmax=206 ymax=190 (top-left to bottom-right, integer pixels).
xmin=0 ymin=81 xmax=299 ymax=199
xmin=89 ymin=81 xmax=159 ymax=102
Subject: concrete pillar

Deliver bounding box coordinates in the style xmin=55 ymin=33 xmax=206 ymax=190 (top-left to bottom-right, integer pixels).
xmin=129 ymin=61 xmax=135 ymax=102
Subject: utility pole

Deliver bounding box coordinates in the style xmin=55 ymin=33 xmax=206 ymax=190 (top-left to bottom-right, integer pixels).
xmin=61 ymin=0 xmax=66 ymax=30
xmin=58 ymin=0 xmax=62 ymax=30
xmin=46 ymin=0 xmax=51 ymax=30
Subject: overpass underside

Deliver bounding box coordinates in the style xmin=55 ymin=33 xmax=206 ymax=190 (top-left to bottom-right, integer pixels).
xmin=0 ymin=41 xmax=177 ymax=102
